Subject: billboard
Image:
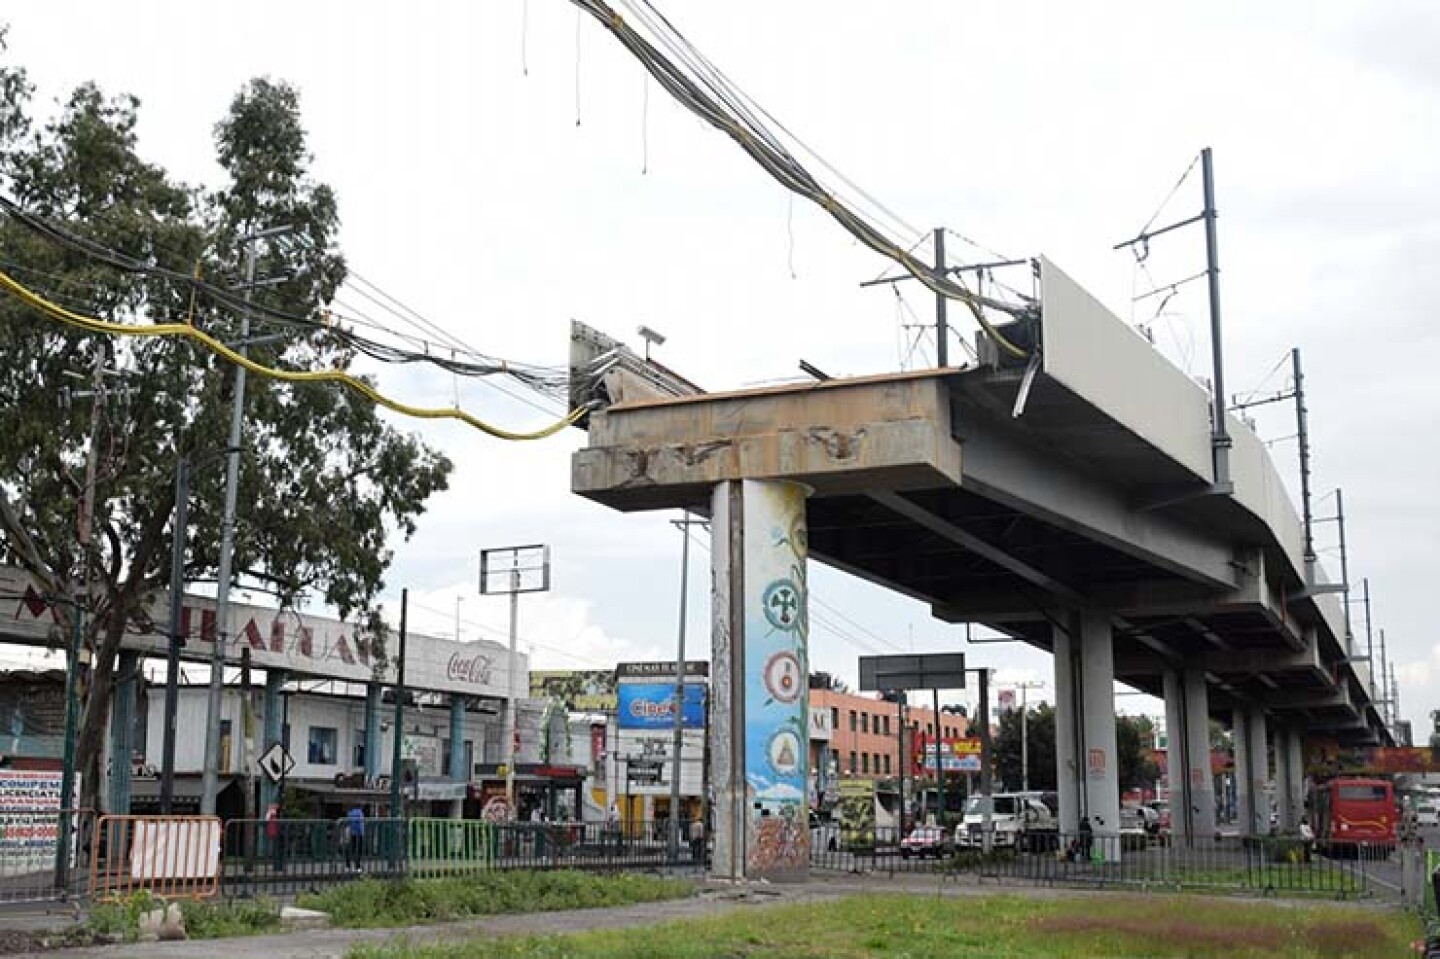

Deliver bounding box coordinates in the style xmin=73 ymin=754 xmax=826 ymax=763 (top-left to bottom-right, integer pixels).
xmin=530 ymin=670 xmax=617 ymax=712
xmin=914 ymin=737 xmax=982 ymax=773
xmin=616 ymin=682 xmax=706 ymax=730
xmin=0 ymin=770 xmax=77 ymax=876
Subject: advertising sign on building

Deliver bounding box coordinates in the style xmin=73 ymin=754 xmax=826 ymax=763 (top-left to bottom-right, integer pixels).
xmin=913 ymin=737 xmax=982 ymax=773
xmin=616 ymin=661 xmax=709 ymax=680
xmin=616 ymin=683 xmax=706 ymax=730
xmin=530 ymin=670 xmax=618 ymax=712
xmin=808 ymin=708 xmax=833 ymax=742
xmin=0 ymin=566 xmax=524 ymax=700
xmin=0 ymin=770 xmax=77 ymax=876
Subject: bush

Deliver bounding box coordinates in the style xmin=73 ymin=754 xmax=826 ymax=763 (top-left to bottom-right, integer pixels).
xmin=180 ymin=897 xmax=281 ymax=939
xmin=86 ymin=890 xmax=158 ymax=942
xmin=297 ymin=871 xmax=693 ymax=928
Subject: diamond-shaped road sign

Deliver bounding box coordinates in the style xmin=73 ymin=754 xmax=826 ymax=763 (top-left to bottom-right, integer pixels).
xmin=258 ymin=743 xmax=296 ymax=783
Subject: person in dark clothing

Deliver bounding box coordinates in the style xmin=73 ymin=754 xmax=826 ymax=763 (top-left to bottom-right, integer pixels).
xmin=344 ymin=806 xmax=365 ymax=871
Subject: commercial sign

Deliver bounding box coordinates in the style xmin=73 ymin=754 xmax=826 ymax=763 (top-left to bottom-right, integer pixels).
xmin=913 ymin=737 xmax=982 ymax=773
xmin=530 ymin=670 xmax=618 ymax=712
xmin=808 ymin=708 xmax=833 ymax=742
xmin=0 ymin=770 xmax=77 ymax=875
xmin=613 ymin=728 xmax=705 ymax=795
xmin=0 ymin=566 xmax=524 ymax=699
xmin=616 ymin=661 xmax=709 ymax=680
xmin=616 ymin=682 xmax=706 ymax=730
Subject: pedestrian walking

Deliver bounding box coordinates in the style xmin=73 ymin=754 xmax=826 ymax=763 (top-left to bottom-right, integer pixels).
xmin=345 ymin=805 xmax=366 ymax=872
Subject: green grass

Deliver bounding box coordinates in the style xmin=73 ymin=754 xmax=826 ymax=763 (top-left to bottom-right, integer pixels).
xmin=348 ymin=892 xmax=1422 ymax=959
xmin=297 ymin=871 xmax=693 ymax=928
xmin=86 ymin=891 xmax=280 ymax=942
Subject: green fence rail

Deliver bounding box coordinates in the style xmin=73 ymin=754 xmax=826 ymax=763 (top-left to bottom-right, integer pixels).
xmin=408 ymin=818 xmax=496 ymax=878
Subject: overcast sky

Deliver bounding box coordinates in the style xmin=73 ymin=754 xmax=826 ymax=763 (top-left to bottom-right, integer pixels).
xmin=5 ymin=1 xmax=1437 ymax=735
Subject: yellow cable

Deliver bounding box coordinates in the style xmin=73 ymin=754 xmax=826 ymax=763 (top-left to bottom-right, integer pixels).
xmin=0 ymin=268 xmax=585 ymax=441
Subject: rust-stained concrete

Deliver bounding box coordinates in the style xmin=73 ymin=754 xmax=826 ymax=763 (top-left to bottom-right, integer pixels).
xmin=572 ymin=370 xmax=962 ymax=512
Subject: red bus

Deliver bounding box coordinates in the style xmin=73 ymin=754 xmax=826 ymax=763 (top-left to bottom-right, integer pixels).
xmin=1312 ymin=777 xmax=1396 ymax=853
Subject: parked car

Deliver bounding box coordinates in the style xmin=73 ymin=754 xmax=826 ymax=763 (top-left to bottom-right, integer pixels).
xmin=1417 ymin=803 xmax=1439 ymax=828
xmin=900 ymin=825 xmax=952 ymax=859
xmin=1119 ymin=804 xmax=1150 ymax=848
xmin=1146 ymin=800 xmax=1171 ymax=834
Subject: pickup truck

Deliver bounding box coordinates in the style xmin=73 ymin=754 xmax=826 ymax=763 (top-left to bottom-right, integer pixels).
xmin=953 ymin=793 xmax=1058 ymax=851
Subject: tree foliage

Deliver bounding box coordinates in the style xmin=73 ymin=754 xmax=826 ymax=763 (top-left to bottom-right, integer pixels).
xmin=992 ymin=704 xmax=1159 ymax=794
xmin=0 ymin=30 xmax=453 ymax=814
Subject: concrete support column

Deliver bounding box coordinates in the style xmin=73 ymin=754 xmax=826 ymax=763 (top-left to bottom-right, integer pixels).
xmin=107 ymin=650 xmax=141 ymax=815
xmin=1078 ymin=611 xmax=1120 ymax=852
xmin=1244 ymin=705 xmax=1268 ymax=836
xmin=1163 ymin=670 xmax=1192 ymax=842
xmin=449 ymin=695 xmax=468 ymax=819
xmin=1285 ymin=726 xmax=1304 ymax=831
xmin=1051 ymin=611 xmax=1119 ymax=859
xmin=711 ymin=479 xmax=810 ymax=882
xmin=1274 ymin=725 xmax=1304 ymax=832
xmin=259 ymin=670 xmax=286 ymax=816
xmin=364 ymin=683 xmax=382 ymax=782
xmin=1053 ymin=624 xmax=1081 ymax=836
xmin=1233 ymin=708 xmax=1254 ymax=837
xmin=1182 ymin=668 xmax=1216 ymax=839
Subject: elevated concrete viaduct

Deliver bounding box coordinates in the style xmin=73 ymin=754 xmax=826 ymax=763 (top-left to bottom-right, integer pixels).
xmin=570 ymin=259 xmax=1388 ymax=879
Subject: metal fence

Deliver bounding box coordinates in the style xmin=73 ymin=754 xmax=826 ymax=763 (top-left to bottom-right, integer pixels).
xmin=91 ymin=815 xmax=222 ymax=902
xmin=221 ymin=818 xmax=407 ymax=899
xmin=811 ymin=826 xmax=1378 ymax=899
xmin=215 ymin=817 xmax=704 ymax=900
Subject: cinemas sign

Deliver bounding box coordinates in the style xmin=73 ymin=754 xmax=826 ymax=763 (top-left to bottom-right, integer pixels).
xmin=0 ymin=566 xmax=518 ymax=698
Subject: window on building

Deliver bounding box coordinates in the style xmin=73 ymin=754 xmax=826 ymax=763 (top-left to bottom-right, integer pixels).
xmin=849 ymin=710 xmax=857 ymax=732
xmin=881 ymin=715 xmax=890 ymax=736
xmin=848 ymin=751 xmax=857 ymax=774
xmin=861 ymin=713 xmax=869 ymax=734
xmin=831 ymin=707 xmax=839 ymax=729
xmin=308 ymin=726 xmax=338 ymax=765
xmin=442 ymin=739 xmax=475 ymax=777
xmin=353 ymin=729 xmax=366 ymax=769
xmin=219 ymin=720 xmax=232 ymax=774
xmin=861 ymin=753 xmax=870 ymax=774
xmin=927 ymin=722 xmax=933 ymax=735
xmin=883 ymin=754 xmax=892 ymax=775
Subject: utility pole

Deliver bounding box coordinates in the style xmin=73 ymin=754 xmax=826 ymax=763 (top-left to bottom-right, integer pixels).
xmin=56 ymin=348 xmax=106 ymax=889
xmin=932 ymin=688 xmax=944 ymax=827
xmin=1292 ymin=349 xmax=1315 ymax=573
xmin=1363 ymin=579 xmax=1377 ymax=697
xmin=159 ymin=460 xmax=190 ymax=814
xmin=978 ymin=669 xmax=993 ymax=855
xmin=667 ymin=512 xmax=702 ymax=864
xmin=389 ymin=591 xmax=409 ymax=836
xmin=933 ymin=228 xmax=948 ymax=367
xmin=1379 ymin=628 xmax=1391 ymax=727
xmin=1336 ymin=490 xmax=1352 ymax=651
xmin=202 ymin=225 xmax=290 ymax=816
xmin=895 ymin=693 xmax=906 ymax=833
xmin=1200 ymin=147 xmax=1232 ymax=490
xmin=1115 ymin=148 xmax=1231 ymax=491
xmin=505 ymin=567 xmax=519 ymax=807
xmin=1010 ymin=681 xmax=1045 ymax=793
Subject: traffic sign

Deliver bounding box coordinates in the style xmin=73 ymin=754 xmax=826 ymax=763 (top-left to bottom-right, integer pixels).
xmin=258 ymin=743 xmax=295 ymax=783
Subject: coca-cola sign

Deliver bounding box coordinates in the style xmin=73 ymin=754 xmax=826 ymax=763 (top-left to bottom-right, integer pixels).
xmin=446 ymin=652 xmax=494 ymax=686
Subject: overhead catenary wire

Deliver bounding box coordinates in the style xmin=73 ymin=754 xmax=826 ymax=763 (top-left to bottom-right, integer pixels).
xmin=568 ymin=0 xmax=1036 ymax=359
xmin=0 ymin=265 xmax=588 ymax=441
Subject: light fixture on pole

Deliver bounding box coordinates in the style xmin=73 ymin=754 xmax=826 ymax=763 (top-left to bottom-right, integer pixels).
xmin=636 ymin=325 xmax=666 ymax=362
xmin=480 ymin=545 xmax=551 ymax=815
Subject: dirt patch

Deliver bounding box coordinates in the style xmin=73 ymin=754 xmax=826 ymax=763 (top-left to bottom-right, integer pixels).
xmin=1301 ymin=918 xmax=1397 ymax=957
xmin=1034 ymin=915 xmax=1288 ymax=952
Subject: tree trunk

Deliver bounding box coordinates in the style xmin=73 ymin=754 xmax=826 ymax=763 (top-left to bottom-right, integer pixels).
xmin=75 ymin=610 xmax=125 ymax=833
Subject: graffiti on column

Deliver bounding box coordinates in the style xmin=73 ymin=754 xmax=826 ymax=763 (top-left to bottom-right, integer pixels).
xmin=743 ymin=480 xmax=809 ymax=877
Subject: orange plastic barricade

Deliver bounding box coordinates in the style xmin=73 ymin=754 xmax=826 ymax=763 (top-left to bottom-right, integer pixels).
xmin=90 ymin=815 xmax=221 ymax=901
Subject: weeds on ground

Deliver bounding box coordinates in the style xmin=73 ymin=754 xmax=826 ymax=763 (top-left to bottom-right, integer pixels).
xmin=298 ymin=871 xmax=692 ymax=928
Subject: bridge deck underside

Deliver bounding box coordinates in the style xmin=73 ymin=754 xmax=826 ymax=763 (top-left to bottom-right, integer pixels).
xmin=806 ymin=487 xmax=1371 ymax=742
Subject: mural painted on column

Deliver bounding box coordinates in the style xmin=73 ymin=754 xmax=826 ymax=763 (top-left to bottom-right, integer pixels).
xmin=742 ymin=480 xmax=809 ymax=878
